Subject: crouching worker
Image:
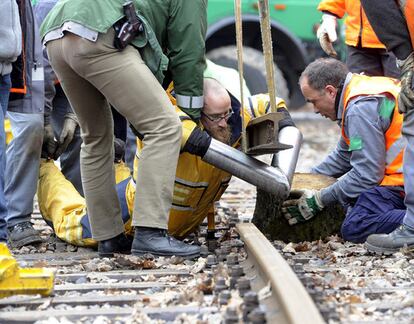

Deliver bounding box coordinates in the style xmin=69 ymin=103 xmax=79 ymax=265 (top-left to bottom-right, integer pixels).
xmin=38 ymin=79 xmax=297 ymax=254
xmin=282 ymin=58 xmax=405 ymax=243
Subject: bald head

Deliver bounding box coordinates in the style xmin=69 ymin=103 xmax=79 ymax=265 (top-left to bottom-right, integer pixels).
xmin=203 ymin=78 xmax=231 ymax=115
xmin=201 ymin=78 xmax=233 ymax=144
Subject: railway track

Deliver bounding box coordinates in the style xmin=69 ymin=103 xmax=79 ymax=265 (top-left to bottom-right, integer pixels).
xmin=277 ymin=239 xmax=414 ymax=323
xmin=0 ymin=203 xmax=323 ymax=324
xmin=3 ymin=114 xmax=414 ymax=323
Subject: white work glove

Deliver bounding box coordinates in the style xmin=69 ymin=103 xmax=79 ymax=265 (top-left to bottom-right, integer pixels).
xmin=397 ymin=52 xmax=414 ymax=113
xmin=317 ymin=14 xmax=338 ymax=57
xmin=281 ymin=189 xmax=324 ymax=225
xmin=54 ymin=113 xmax=79 ymax=159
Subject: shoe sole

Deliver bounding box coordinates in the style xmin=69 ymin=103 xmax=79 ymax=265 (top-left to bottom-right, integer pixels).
xmin=364 ymin=242 xmax=414 ymax=255
xmin=10 ymin=235 xmax=43 ymax=249
xmin=131 ymin=248 xmax=200 ymax=260
xmin=98 ymin=252 xmax=115 ymax=258
xmin=98 ymin=250 xmax=131 ymax=258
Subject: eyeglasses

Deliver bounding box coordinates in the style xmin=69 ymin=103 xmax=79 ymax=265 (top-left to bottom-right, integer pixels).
xmin=201 ymin=108 xmax=234 ymax=123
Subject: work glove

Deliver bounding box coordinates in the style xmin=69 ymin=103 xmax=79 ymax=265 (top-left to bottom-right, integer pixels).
xmin=281 ymin=189 xmax=324 ymax=225
xmin=42 ymin=123 xmax=57 ymax=160
xmin=397 ymin=52 xmax=414 ymax=113
xmin=54 ymin=113 xmax=78 ymax=159
xmin=316 ymin=14 xmax=338 ymax=58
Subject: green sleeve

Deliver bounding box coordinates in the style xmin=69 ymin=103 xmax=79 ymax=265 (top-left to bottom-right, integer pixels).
xmin=167 ymin=0 xmax=207 ymax=109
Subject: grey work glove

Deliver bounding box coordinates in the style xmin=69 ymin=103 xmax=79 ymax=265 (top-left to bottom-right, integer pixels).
xmin=281 ymin=189 xmax=324 ymax=225
xmin=42 ymin=123 xmax=57 ymax=160
xmin=316 ymin=14 xmax=338 ymax=58
xmin=397 ymin=52 xmax=414 ymax=113
xmin=54 ymin=113 xmax=78 ymax=159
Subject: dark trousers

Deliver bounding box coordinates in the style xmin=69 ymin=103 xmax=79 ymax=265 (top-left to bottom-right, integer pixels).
xmin=346 ymin=45 xmax=400 ymax=78
xmin=341 ymin=186 xmax=405 ymax=243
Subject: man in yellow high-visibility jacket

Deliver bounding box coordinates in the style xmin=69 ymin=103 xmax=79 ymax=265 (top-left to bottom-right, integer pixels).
xmin=37 ymin=79 xmax=295 ymax=252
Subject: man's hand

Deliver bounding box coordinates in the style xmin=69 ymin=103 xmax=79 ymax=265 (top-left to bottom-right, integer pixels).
xmin=397 ymin=52 xmax=414 ymax=113
xmin=42 ymin=123 xmax=57 ymax=159
xmin=282 ymin=189 xmax=324 ymax=225
xmin=317 ymin=14 xmax=338 ymax=58
xmin=54 ymin=113 xmax=78 ymax=159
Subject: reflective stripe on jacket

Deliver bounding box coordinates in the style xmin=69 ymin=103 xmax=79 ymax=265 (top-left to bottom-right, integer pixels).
xmin=318 ymin=0 xmax=385 ymax=48
xmin=341 ymin=74 xmax=404 ymax=186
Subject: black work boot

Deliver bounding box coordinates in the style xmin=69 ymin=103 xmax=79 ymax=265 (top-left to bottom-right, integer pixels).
xmin=365 ymin=225 xmax=414 ymax=255
xmin=98 ymin=233 xmax=132 ymax=258
xmin=131 ymin=227 xmax=200 ymax=259
xmin=8 ymin=221 xmax=42 ymax=248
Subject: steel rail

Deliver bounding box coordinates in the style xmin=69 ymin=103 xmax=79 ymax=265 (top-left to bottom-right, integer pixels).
xmin=237 ymin=222 xmax=325 ymax=324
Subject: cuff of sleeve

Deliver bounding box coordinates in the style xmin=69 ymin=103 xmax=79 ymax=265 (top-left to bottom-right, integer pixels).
xmin=320 ymin=187 xmax=336 ymax=206
xmin=176 ymin=94 xmax=204 ymax=109
xmin=321 ymin=11 xmax=341 ymax=19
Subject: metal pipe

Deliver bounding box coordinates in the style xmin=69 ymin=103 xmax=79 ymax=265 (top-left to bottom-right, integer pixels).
xmin=272 ymin=126 xmax=303 ymax=186
xmin=202 ymin=138 xmax=290 ymax=199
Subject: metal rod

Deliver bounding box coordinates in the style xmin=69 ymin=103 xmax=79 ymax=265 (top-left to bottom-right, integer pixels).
xmin=234 ymin=0 xmax=247 ymax=153
xmin=257 ymin=0 xmax=277 ymax=113
xmin=272 ymin=126 xmax=303 ymax=186
xmin=202 ymin=138 xmax=290 ymax=199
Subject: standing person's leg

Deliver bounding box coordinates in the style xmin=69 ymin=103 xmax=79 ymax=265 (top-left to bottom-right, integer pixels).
xmin=346 ymin=45 xmax=383 ymax=76
xmin=341 ymin=186 xmax=405 ymax=243
xmin=47 ymin=37 xmax=125 ymax=243
xmin=0 ymin=74 xmax=11 ymax=242
xmin=5 ymin=111 xmax=43 ymax=247
xmin=62 ymin=31 xmax=183 ymax=229
xmin=48 ymin=30 xmax=198 ymax=257
xmin=381 ymin=51 xmax=400 ymax=79
xmin=365 ymin=110 xmax=414 ymax=253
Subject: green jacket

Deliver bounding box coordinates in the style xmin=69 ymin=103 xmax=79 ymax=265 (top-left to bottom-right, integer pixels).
xmin=40 ymin=0 xmax=207 ymax=115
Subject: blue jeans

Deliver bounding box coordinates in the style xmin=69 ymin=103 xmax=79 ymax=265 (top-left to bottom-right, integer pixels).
xmin=341 ymin=186 xmax=405 ymax=243
xmin=5 ymin=112 xmax=43 ymax=228
xmin=0 ymin=74 xmax=11 ymax=241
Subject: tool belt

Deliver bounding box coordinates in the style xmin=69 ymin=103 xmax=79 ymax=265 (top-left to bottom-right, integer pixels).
xmin=113 ymin=1 xmax=144 ymax=50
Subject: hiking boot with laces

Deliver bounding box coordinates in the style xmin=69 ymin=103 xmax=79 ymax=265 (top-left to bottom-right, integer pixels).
xmin=131 ymin=227 xmax=200 ymax=259
xmin=8 ymin=221 xmax=42 ymax=248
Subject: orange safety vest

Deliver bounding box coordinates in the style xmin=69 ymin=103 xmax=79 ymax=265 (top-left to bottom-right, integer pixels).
xmin=341 ymin=74 xmax=404 ymax=186
xmin=318 ymin=0 xmax=385 ymax=49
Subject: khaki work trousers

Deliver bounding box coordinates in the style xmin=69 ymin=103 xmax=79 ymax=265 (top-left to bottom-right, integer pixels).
xmin=46 ymin=30 xmax=182 ymax=240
